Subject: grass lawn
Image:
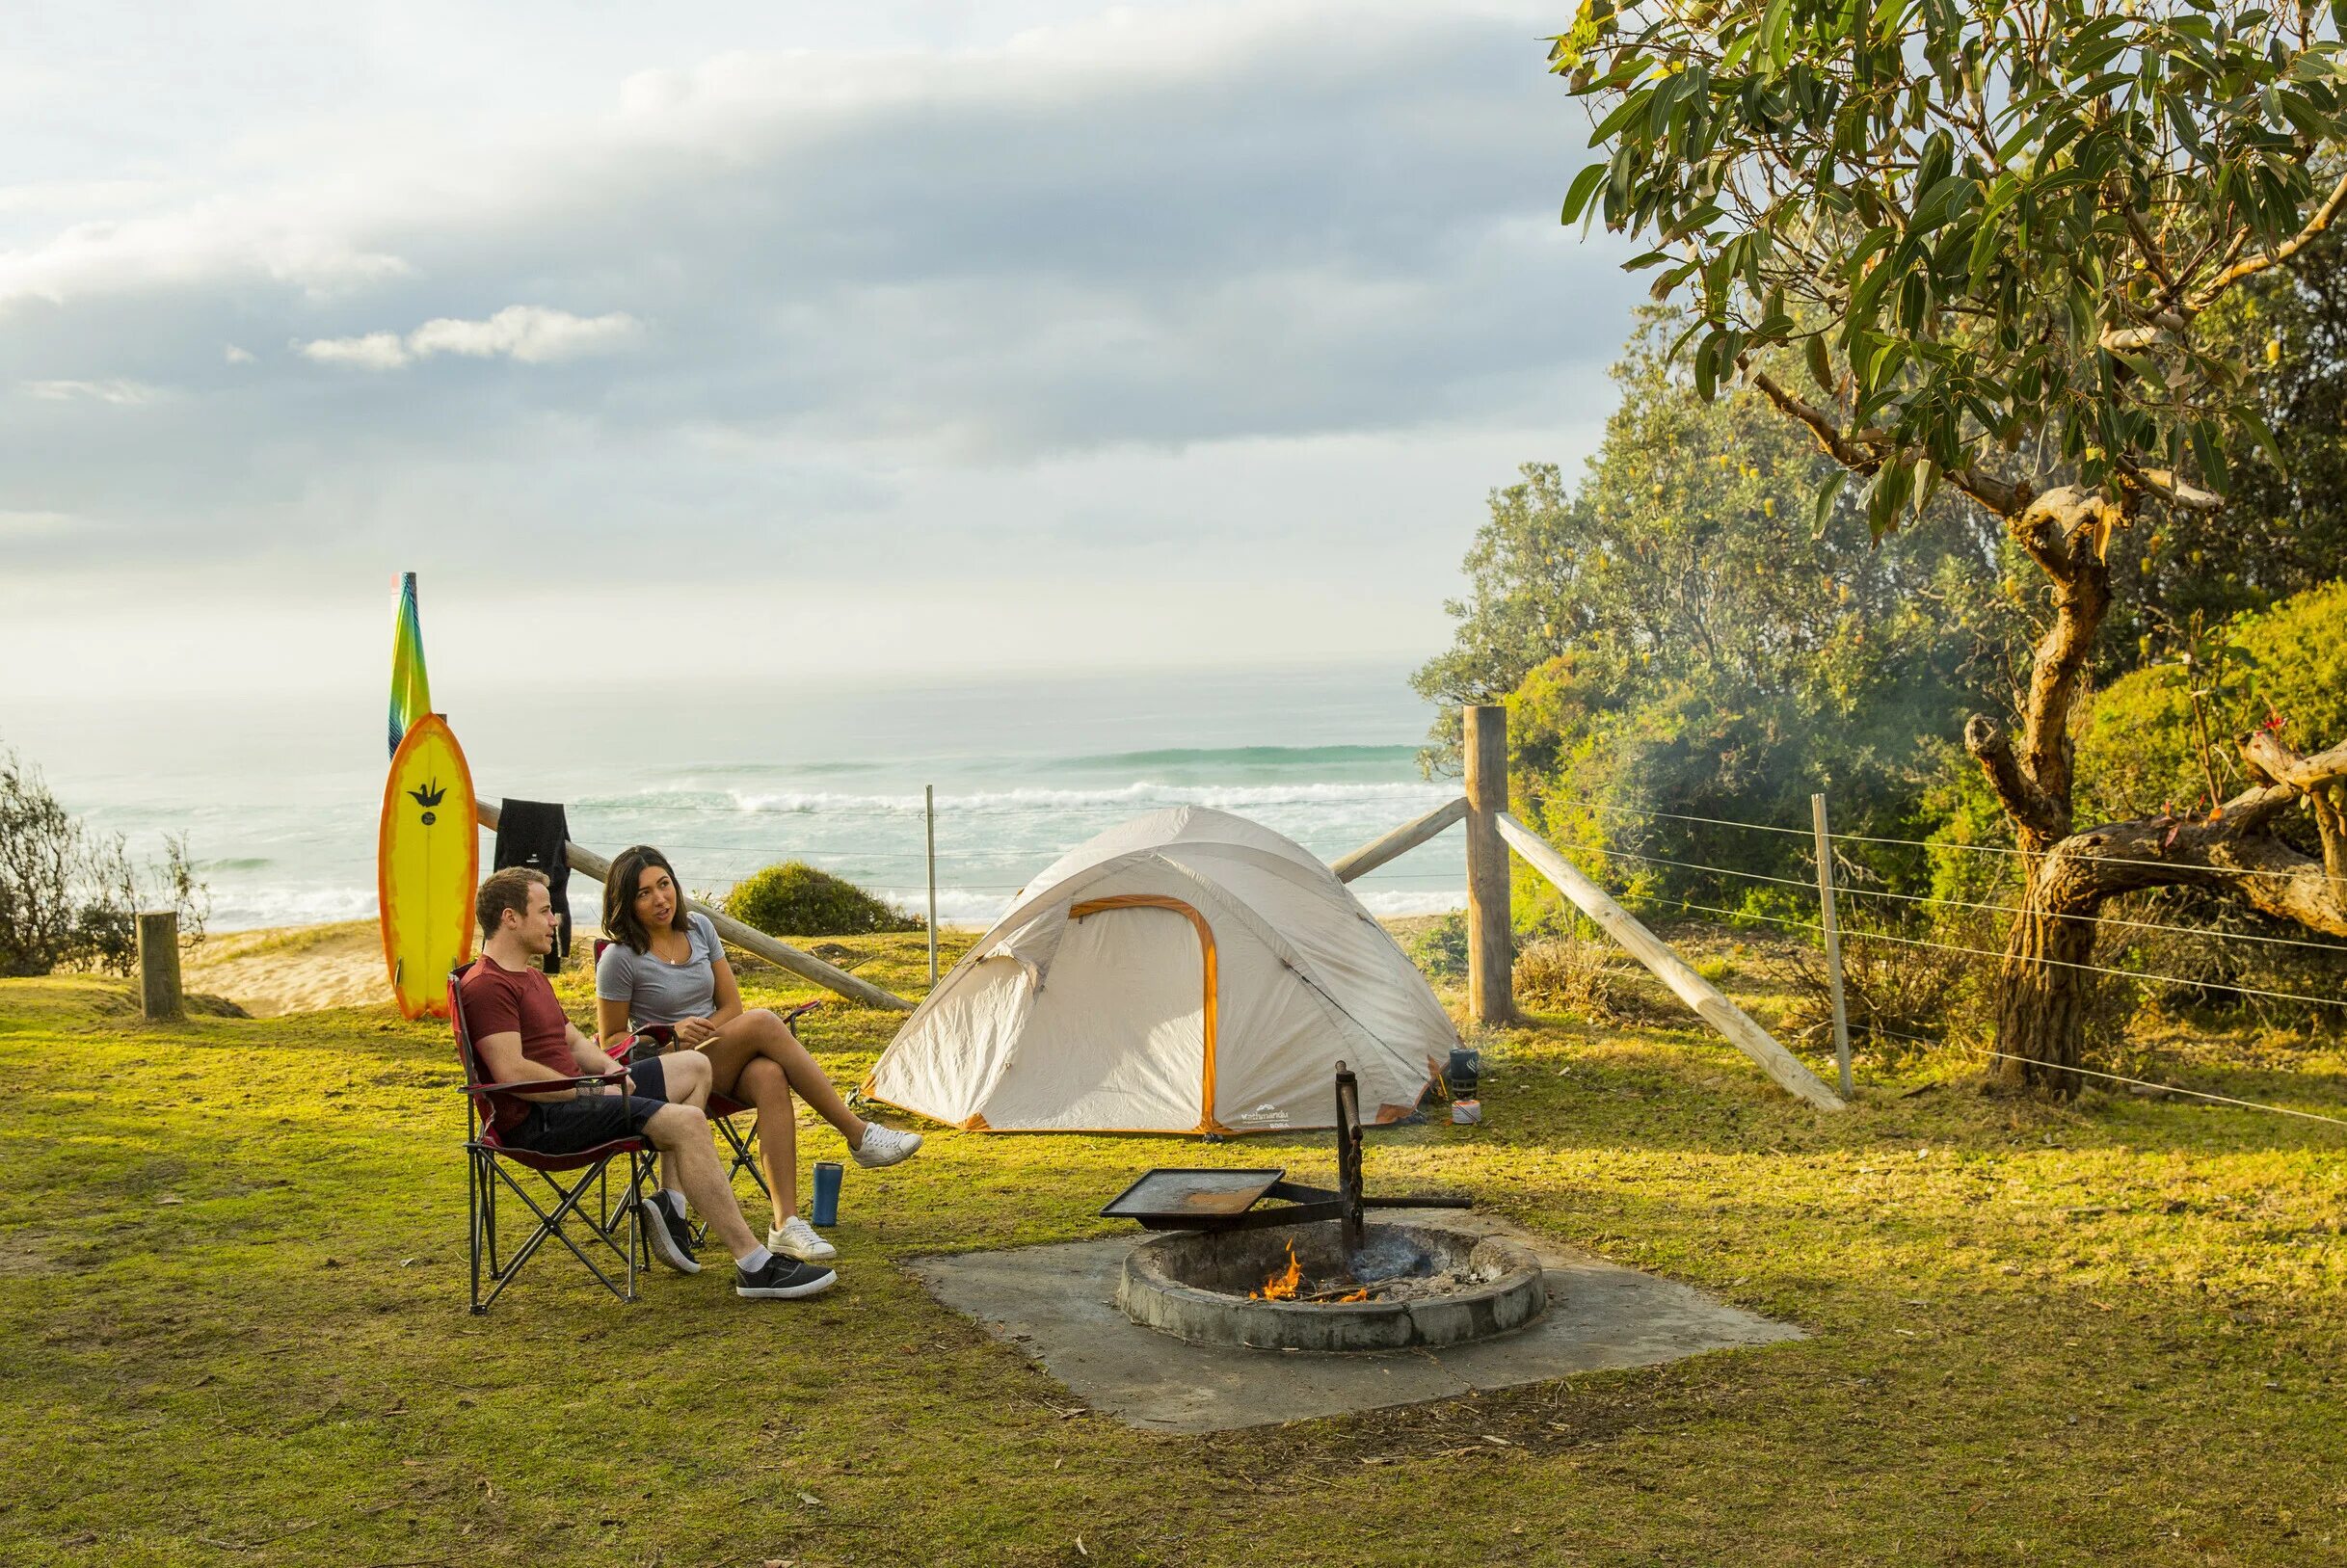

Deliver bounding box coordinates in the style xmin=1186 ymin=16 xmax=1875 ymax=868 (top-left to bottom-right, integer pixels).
xmin=4 ymin=929 xmax=2344 ymax=1566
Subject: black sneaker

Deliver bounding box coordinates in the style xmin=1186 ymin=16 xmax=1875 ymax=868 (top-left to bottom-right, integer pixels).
xmin=641 ymin=1192 xmax=700 ymax=1275
xmin=735 ymin=1254 xmax=838 ymax=1300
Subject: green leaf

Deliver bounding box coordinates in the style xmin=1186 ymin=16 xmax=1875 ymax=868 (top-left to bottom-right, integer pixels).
xmin=1560 ymin=161 xmax=1611 ymax=226
xmin=1811 ymin=467 xmax=1851 ymax=538
xmin=1805 ymin=333 xmax=1835 ymax=395
xmin=2236 ymin=407 xmax=2286 ymax=469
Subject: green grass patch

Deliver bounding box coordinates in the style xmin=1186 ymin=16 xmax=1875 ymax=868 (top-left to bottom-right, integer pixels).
xmin=3 ymin=931 xmax=2343 ymax=1564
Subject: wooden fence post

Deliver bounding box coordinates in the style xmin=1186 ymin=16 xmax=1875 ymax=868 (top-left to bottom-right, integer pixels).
xmin=1811 ymin=792 xmax=1854 ymax=1099
xmin=925 ymin=784 xmax=940 ymax=989
xmin=1463 ymin=704 xmax=1513 ymax=1025
xmin=137 ymin=910 xmax=183 ymax=1021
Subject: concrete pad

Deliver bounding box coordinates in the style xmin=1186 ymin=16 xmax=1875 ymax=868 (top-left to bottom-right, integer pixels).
xmin=907 ymin=1208 xmax=1805 ymax=1434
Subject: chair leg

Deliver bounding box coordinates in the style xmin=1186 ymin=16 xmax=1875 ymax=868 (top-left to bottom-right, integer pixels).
xmin=468 ymin=1148 xmax=486 ymax=1315
xmin=627 ymin=1149 xmax=646 ymax=1303
xmin=472 ymin=1156 xmax=645 ymax=1312
xmin=482 ymin=1156 xmax=503 ymax=1280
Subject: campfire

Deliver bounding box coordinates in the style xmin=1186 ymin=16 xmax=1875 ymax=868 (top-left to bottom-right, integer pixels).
xmin=1247 ymin=1240 xmax=1369 ymax=1303
xmin=1108 ymin=1063 xmax=1547 ymax=1352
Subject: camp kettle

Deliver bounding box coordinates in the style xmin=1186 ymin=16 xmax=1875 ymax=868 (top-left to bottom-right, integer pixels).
xmin=1444 ymin=1047 xmax=1480 ymax=1101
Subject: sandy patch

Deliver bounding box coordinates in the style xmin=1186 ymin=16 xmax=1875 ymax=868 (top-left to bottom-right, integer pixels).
xmin=181 ymin=921 xmax=392 ymax=1018
xmin=181 ymin=917 xmax=609 ymax=1016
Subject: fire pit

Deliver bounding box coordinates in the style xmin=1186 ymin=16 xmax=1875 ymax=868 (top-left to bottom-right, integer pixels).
xmin=1105 ymin=1063 xmax=1548 ymax=1352
xmin=1119 ymin=1218 xmax=1546 ymax=1352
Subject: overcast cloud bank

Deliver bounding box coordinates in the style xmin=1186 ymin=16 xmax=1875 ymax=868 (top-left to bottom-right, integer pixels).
xmin=0 ymin=0 xmax=1635 ymax=697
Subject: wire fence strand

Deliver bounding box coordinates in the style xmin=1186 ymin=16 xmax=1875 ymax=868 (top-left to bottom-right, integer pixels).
xmin=1856 ymin=1027 xmax=2347 ymax=1129
xmin=1829 ymin=880 xmax=2347 ymax=955
xmin=1849 ymin=926 xmax=2347 ymax=1009
xmin=1560 ymin=793 xmax=2316 ymax=879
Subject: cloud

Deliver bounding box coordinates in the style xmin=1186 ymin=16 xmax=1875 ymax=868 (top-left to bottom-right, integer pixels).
xmin=296 ymin=306 xmax=643 ymax=370
xmin=0 ymin=206 xmax=413 ymax=313
xmin=407 ymin=306 xmax=644 ymax=363
xmin=294 ymin=331 xmax=413 ymax=370
xmin=20 ymin=378 xmax=165 ymax=406
xmin=0 ymin=2 xmax=1642 ymax=686
xmin=223 ymin=344 xmax=253 ymax=364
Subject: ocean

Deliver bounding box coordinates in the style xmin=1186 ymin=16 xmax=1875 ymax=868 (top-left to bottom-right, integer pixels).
xmin=2 ymin=661 xmax=1468 ymax=933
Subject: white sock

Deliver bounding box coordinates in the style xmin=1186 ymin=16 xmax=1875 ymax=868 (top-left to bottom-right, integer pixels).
xmin=662 ymin=1187 xmax=687 ymax=1217
xmin=735 ymin=1243 xmax=773 ymax=1271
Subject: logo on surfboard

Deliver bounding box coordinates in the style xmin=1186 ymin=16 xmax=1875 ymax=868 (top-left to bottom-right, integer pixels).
xmin=409 ymin=779 xmax=446 ymax=825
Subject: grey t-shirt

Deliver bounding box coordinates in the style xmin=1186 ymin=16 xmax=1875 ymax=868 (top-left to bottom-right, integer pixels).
xmin=597 ymin=910 xmax=723 ymax=1026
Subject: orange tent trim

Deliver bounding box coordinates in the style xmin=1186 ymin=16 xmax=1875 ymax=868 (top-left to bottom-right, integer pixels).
xmin=1067 ymin=894 xmax=1230 ymax=1134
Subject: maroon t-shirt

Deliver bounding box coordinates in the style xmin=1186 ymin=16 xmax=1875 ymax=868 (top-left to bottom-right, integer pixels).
xmin=460 ymin=958 xmax=582 ymax=1133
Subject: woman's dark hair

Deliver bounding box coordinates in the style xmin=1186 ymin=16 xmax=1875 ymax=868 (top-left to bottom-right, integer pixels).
xmin=602 ymin=844 xmax=691 ymax=953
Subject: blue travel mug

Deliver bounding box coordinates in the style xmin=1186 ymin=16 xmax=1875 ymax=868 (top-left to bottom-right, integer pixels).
xmin=811 ymin=1160 xmax=843 ymax=1229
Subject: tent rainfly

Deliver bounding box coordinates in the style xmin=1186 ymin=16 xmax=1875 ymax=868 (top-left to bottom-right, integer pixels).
xmin=862 ymin=807 xmax=1459 ymax=1135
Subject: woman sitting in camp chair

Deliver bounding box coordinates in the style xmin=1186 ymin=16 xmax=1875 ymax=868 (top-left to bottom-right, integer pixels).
xmin=596 ymin=844 xmax=920 ymax=1264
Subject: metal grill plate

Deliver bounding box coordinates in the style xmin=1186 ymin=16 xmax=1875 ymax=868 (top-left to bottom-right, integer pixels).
xmin=1099 ymin=1168 xmax=1286 ymax=1223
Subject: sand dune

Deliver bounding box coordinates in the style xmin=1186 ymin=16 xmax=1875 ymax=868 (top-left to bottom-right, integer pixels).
xmin=181 ymin=922 xmax=393 ymax=1018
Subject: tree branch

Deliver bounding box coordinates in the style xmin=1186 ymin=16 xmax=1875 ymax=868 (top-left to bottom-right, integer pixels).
xmin=2117 ymin=463 xmax=2226 ymax=514
xmin=1745 ymin=367 xmax=1884 ymax=475
xmin=2026 ymin=779 xmax=2344 ymax=941
xmin=2192 ymin=166 xmax=2347 ymax=307
xmin=2241 ymin=732 xmax=2347 ymax=888
xmin=1963 ymin=714 xmax=2066 ymax=844
xmin=2240 ymin=732 xmax=2347 ymax=792
xmin=1748 ymin=361 xmax=2034 ymax=518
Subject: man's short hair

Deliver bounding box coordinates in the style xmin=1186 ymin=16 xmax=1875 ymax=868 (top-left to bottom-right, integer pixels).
xmin=477 ymin=866 xmax=550 ymax=939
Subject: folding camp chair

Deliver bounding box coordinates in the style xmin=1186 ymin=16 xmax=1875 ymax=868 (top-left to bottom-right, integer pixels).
xmin=591 ymin=937 xmax=820 ymax=1243
xmin=451 ymin=962 xmax=654 ymax=1314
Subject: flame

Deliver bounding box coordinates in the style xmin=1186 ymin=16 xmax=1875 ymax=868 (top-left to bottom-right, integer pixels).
xmin=1250 ymin=1240 xmax=1304 ymax=1301
xmin=1335 ymin=1287 xmax=1370 ymax=1303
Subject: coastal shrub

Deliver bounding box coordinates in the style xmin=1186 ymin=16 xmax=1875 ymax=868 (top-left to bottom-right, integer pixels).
xmin=722 ymin=862 xmax=920 ymax=939
xmin=1784 ymin=919 xmax=1983 ymax=1063
xmin=0 ymin=747 xmax=208 ymax=976
xmin=1408 ymin=912 xmax=1468 ymax=982
xmin=1513 ymin=935 xmax=1666 ymax=1023
xmin=2076 ymin=580 xmax=2347 ymax=824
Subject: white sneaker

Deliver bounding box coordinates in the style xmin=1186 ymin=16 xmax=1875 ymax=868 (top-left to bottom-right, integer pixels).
xmin=767 ymin=1214 xmax=838 ymax=1262
xmin=851 ymin=1121 xmax=922 ymax=1169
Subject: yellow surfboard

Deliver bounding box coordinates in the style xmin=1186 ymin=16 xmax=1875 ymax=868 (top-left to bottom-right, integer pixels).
xmin=379 ymin=713 xmax=478 ymax=1019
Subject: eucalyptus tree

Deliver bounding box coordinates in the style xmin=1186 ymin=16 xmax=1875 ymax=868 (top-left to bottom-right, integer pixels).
xmin=1552 ymin=0 xmax=2347 ymax=1085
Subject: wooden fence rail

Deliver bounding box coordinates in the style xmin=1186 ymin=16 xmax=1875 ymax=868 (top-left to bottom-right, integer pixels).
xmin=475 ymin=800 xmax=914 ymax=1013
xmin=1496 ymin=811 xmax=1844 ymax=1110
xmin=1330 ymin=797 xmax=1467 ymax=883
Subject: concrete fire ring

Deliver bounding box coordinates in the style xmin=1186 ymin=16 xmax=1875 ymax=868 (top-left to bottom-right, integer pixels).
xmin=1117 ymin=1220 xmax=1547 ymax=1353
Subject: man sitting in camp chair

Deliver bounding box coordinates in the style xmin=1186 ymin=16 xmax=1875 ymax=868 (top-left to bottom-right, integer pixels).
xmin=460 ymin=867 xmax=835 ymax=1301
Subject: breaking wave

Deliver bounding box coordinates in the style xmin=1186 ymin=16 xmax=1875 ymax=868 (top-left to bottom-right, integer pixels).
xmin=720 ymin=780 xmax=1453 ymax=816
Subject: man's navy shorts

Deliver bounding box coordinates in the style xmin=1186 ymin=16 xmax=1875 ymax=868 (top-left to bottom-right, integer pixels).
xmin=505 ymin=1055 xmax=673 ymax=1155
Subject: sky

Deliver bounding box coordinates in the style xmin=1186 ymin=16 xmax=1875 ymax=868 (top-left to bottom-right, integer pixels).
xmin=0 ymin=0 xmax=1640 ymax=702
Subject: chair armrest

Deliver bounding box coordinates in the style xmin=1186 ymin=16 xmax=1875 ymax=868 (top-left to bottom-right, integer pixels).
xmin=460 ymin=1066 xmax=628 ymax=1099
xmin=610 ymin=1024 xmax=674 ymax=1065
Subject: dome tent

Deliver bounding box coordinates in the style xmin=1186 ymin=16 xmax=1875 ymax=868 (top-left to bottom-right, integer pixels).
xmin=862 ymin=807 xmax=1457 ymax=1135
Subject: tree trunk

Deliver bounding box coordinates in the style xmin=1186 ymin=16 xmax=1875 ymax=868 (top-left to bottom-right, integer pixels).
xmin=1992 ymin=862 xmax=2103 ymax=1094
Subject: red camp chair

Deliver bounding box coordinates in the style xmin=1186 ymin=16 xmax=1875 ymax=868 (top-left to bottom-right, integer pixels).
xmin=451 ymin=962 xmax=654 ymax=1313
xmin=591 ymin=937 xmax=819 ymax=1243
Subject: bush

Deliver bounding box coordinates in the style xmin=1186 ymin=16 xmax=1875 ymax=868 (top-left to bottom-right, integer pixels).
xmin=1785 ymin=921 xmax=1983 ymax=1064
xmin=2077 ymin=579 xmax=2347 ymax=822
xmin=1513 ymin=934 xmax=1669 ymax=1023
xmin=721 ymin=862 xmax=920 ymax=939
xmin=0 ymin=747 xmax=208 ymax=976
xmin=1408 ymin=912 xmax=1469 ymax=982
